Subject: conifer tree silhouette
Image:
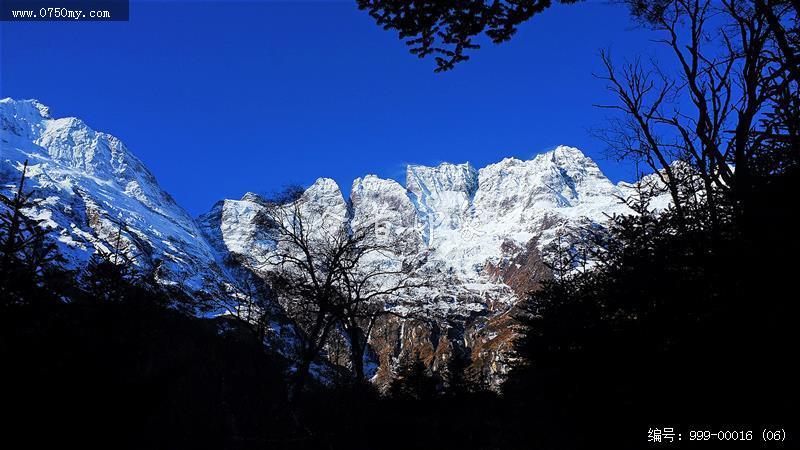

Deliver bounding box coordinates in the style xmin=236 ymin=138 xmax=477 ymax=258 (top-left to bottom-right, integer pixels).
xmin=0 ymin=160 xmax=62 ymax=305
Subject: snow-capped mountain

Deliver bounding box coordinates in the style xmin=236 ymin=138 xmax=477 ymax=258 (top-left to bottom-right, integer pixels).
xmin=0 ymin=98 xmax=225 ymax=286
xmin=402 ymin=147 xmax=635 ymax=280
xmin=1 ymin=98 xmax=667 ymax=383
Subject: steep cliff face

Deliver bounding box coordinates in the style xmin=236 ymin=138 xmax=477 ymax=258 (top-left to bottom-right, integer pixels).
xmin=406 ymin=162 xmax=478 ymax=247
xmin=1 ymin=98 xmax=669 ymax=385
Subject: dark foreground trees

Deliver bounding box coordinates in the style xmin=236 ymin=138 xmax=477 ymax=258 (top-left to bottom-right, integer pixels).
xmin=2 ymin=295 xmax=291 ymax=449
xmin=501 ymin=0 xmax=800 ymax=448
xmin=504 ymin=170 xmax=800 ymax=448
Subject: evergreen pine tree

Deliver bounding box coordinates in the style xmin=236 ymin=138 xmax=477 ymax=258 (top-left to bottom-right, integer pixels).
xmin=0 ymin=160 xmax=63 ymax=305
xmin=443 ymin=349 xmax=471 ymax=395
xmin=389 ymin=354 xmax=439 ymax=400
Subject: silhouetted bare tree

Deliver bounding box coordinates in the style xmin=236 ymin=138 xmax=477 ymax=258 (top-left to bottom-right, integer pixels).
xmin=597 ymin=0 xmax=798 ymax=232
xmin=197 ymin=258 xmax=277 ymax=345
xmin=256 ymin=187 xmax=429 ymax=394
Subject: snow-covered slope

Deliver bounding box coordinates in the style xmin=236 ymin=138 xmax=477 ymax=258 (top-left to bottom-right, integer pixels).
xmin=0 ymin=98 xmax=223 ymax=286
xmin=423 ymin=146 xmax=636 ymax=278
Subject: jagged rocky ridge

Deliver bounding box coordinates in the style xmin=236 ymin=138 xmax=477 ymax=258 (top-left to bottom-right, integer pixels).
xmin=1 ymin=99 xmax=669 ymax=385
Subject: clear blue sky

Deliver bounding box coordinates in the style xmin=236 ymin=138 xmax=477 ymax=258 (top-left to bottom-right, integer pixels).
xmin=1 ymin=0 xmax=671 ymax=215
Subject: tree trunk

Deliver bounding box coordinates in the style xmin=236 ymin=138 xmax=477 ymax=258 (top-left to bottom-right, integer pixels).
xmin=347 ymin=326 xmax=366 ymax=382
xmin=291 ymin=353 xmax=313 ymax=402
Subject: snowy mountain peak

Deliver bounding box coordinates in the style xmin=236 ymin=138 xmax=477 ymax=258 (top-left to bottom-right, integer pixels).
xmin=303 ymin=177 xmax=345 ymax=208
xmin=300 ymin=178 xmax=348 ymax=226
xmin=351 ymin=174 xmax=417 ymax=231
xmin=351 ymin=174 xmax=407 ymax=201
xmin=3 ymin=98 xmax=143 ymax=182
xmin=471 ymin=145 xmax=619 ymax=215
xmin=539 ymin=145 xmax=607 ymax=180
xmin=1 ymin=97 xmax=51 ymax=120
xmin=1 ymin=98 xmax=51 ymax=142
xmin=547 ymin=144 xmax=589 ymax=163
xmin=1 ymin=99 xmax=221 ymax=288
xmin=240 ymin=192 xmax=265 ymax=203
xmin=306 ymin=177 xmax=342 ymax=195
